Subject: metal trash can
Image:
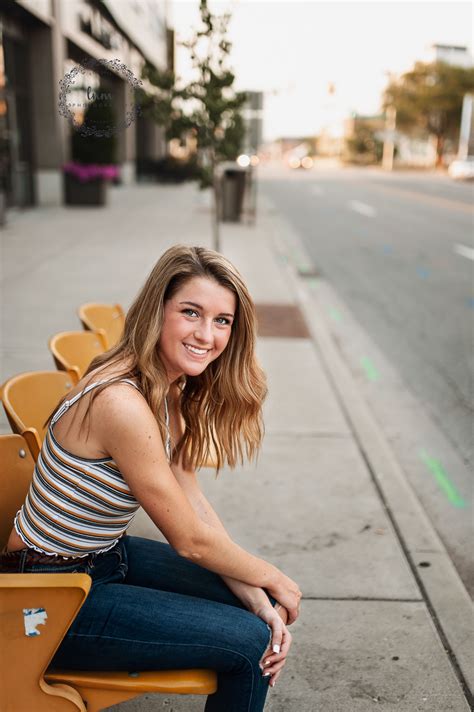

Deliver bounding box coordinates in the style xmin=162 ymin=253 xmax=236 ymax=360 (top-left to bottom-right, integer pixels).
xmin=220 ymin=164 xmax=247 ymax=222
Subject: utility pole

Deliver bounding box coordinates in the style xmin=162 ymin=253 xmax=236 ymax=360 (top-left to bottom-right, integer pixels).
xmin=457 ymin=93 xmax=473 ymax=159
xmin=382 ymin=106 xmax=397 ymax=171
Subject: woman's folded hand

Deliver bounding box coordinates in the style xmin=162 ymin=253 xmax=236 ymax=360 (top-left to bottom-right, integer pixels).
xmin=267 ymin=570 xmax=302 ymax=625
xmin=254 ymin=602 xmax=292 ymax=688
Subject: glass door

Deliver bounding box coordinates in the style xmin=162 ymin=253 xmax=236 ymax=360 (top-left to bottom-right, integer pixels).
xmin=0 ymin=22 xmax=12 ymax=211
xmin=0 ymin=24 xmax=34 ymax=208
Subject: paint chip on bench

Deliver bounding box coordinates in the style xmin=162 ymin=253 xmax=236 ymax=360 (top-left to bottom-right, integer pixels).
xmin=23 ymin=608 xmax=48 ymax=636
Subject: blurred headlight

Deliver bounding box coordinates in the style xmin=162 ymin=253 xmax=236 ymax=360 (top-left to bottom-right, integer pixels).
xmin=237 ymin=154 xmax=251 ymax=167
xmin=448 ymin=159 xmax=474 ymax=180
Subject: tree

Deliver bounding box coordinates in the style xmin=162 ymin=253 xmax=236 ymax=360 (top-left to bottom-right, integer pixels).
xmin=345 ymin=120 xmax=384 ymax=165
xmin=138 ymin=0 xmax=247 ymax=250
xmin=383 ymin=61 xmax=474 ymax=167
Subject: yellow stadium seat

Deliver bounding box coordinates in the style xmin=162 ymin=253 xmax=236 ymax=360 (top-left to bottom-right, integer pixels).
xmin=1 ymin=371 xmax=74 ymax=461
xmin=49 ymin=331 xmax=107 ymax=384
xmin=78 ymin=303 xmax=125 ymax=350
xmin=0 ymin=434 xmax=217 ymax=711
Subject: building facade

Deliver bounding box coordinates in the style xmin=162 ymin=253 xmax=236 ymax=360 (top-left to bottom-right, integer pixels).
xmin=427 ymin=43 xmax=473 ymax=69
xmin=0 ymin=0 xmax=170 ymax=212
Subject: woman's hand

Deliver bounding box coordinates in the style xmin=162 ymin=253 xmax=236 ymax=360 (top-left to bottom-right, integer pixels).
xmin=267 ymin=571 xmax=302 ymax=625
xmin=254 ymin=603 xmax=292 ymax=688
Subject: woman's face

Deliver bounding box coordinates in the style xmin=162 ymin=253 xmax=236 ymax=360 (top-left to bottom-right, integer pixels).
xmin=159 ymin=276 xmax=237 ymax=383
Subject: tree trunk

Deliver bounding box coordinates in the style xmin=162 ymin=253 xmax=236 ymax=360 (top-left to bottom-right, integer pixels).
xmin=435 ymin=134 xmax=445 ymax=168
xmin=210 ymin=151 xmax=220 ymax=252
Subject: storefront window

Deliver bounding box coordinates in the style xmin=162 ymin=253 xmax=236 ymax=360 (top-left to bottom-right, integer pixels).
xmin=0 ymin=21 xmax=34 ymax=207
xmin=0 ymin=24 xmax=11 ymax=203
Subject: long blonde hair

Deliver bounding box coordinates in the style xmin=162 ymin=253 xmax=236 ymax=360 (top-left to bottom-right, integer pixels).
xmin=82 ymin=244 xmax=267 ymax=474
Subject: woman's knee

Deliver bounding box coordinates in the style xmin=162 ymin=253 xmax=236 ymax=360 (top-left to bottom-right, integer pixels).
xmin=233 ymin=613 xmax=272 ymax=670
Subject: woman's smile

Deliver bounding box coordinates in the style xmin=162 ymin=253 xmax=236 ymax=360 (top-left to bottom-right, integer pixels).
xmin=183 ymin=342 xmax=211 ymax=359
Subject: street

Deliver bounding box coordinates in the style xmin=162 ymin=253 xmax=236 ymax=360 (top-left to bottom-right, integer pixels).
xmin=260 ymin=162 xmax=474 ymax=595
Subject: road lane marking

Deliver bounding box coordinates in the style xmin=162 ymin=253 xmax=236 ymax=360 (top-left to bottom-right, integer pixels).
xmin=360 ymin=356 xmax=379 ymax=381
xmin=363 ymin=181 xmax=473 ymax=214
xmin=349 ymin=200 xmax=376 ymax=217
xmin=329 ymin=308 xmax=342 ymax=322
xmin=419 ymin=450 xmax=466 ymax=508
xmin=289 ymin=247 xmax=313 ymax=273
xmin=454 ymin=243 xmax=474 ymax=261
xmin=416 ymin=266 xmax=430 ymax=279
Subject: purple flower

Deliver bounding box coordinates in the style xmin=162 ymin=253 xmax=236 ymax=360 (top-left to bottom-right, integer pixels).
xmin=63 ymin=162 xmax=120 ymax=182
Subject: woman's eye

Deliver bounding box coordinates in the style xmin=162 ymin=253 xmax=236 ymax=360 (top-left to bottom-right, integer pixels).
xmin=182 ymin=309 xmax=230 ymax=325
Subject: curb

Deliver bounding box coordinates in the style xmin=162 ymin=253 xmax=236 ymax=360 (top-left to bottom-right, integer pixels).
xmin=268 ymin=221 xmax=474 ymax=704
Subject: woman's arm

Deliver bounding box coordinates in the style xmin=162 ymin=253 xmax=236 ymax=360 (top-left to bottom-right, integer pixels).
xmin=93 ymin=385 xmax=281 ymax=590
xmin=171 ymin=458 xmax=283 ymax=615
xmin=171 ymin=458 xmax=292 ymax=686
xmin=169 ymin=388 xmax=284 ymax=615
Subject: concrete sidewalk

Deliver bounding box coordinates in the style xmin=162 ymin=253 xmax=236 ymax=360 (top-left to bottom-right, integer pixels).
xmin=1 ymin=181 xmax=472 ymax=711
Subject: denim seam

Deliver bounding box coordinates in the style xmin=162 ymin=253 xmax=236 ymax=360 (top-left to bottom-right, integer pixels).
xmin=19 ymin=550 xmax=28 ymax=573
xmin=64 ymin=636 xmax=267 ymax=710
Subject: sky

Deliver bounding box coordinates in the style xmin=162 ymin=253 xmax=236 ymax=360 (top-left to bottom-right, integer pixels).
xmin=169 ymin=0 xmax=473 ymax=141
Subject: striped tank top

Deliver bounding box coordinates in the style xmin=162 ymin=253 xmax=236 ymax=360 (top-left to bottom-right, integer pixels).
xmin=14 ymin=378 xmax=172 ymax=558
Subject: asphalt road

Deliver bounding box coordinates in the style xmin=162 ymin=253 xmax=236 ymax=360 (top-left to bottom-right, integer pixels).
xmin=259 ymin=162 xmax=474 ymax=593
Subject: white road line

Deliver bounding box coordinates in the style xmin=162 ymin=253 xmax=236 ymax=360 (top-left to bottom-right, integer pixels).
xmin=454 ymin=243 xmax=474 ymax=261
xmin=349 ymin=200 xmax=376 ymax=218
xmin=311 ymin=185 xmax=324 ymax=196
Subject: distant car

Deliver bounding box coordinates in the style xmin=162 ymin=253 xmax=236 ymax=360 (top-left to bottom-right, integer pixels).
xmin=288 ymin=155 xmax=314 ymax=170
xmin=448 ymin=157 xmax=474 ymax=180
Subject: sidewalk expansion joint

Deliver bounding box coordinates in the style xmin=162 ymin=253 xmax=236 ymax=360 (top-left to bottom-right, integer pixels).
xmin=301 ymin=594 xmax=425 ymax=603
xmin=264 ymin=431 xmax=352 ymax=439
xmin=302 ymin=596 xmax=423 ymax=603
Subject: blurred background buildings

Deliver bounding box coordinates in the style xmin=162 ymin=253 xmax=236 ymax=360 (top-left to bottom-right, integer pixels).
xmin=0 ymin=1 xmax=472 ymax=220
xmin=284 ymin=43 xmax=473 ymax=170
xmin=0 ymin=0 xmax=170 ymax=210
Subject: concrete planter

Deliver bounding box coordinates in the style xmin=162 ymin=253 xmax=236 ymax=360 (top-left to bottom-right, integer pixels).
xmin=64 ymin=173 xmax=107 ymax=206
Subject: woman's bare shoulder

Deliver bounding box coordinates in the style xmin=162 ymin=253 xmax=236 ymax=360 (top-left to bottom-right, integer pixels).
xmin=92 ymin=377 xmax=146 ymax=413
xmin=91 ymin=382 xmax=160 ymax=456
xmin=78 ymin=362 xmax=147 ymax=420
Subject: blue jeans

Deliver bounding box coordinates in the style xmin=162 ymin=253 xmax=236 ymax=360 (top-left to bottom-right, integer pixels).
xmin=24 ymin=535 xmax=277 ymax=711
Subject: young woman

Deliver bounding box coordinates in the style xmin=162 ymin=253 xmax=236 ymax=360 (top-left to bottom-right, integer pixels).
xmin=3 ymin=245 xmax=302 ymax=711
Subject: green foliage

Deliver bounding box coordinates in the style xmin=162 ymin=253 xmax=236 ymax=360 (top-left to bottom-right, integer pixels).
xmin=139 ymin=0 xmax=247 ymax=183
xmin=136 ymin=155 xmax=200 ymax=183
xmin=345 ymin=125 xmax=383 ymax=164
xmin=71 ymin=92 xmax=117 ymax=164
xmin=383 ymin=61 xmax=474 ymax=143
